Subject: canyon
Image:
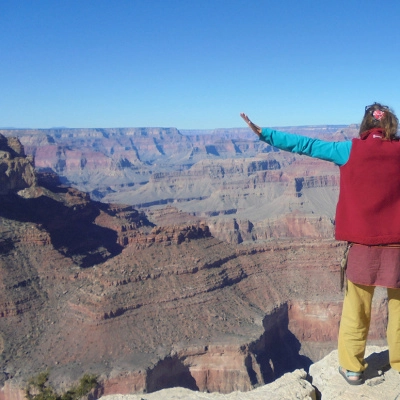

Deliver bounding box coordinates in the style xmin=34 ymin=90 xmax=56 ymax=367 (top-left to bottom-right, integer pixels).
xmin=0 ymin=124 xmax=355 ymax=245
xmin=0 ymin=126 xmax=390 ymax=399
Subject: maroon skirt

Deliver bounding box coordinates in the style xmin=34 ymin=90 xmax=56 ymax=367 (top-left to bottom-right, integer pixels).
xmin=347 ymin=243 xmax=400 ymax=288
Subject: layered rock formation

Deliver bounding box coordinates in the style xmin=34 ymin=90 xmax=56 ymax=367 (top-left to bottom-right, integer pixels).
xmin=0 ymin=125 xmax=357 ymax=244
xmin=0 ymin=135 xmax=36 ymax=195
xmin=0 ymin=129 xmax=390 ymax=400
xmin=100 ymin=369 xmax=315 ymax=399
xmin=99 ymin=346 xmax=397 ymax=400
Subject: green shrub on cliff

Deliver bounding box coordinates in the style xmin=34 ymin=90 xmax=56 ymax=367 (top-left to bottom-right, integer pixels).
xmin=25 ymin=371 xmax=98 ymax=400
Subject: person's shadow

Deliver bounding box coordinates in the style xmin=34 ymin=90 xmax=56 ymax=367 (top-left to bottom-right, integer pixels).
xmin=363 ymin=349 xmax=390 ymax=380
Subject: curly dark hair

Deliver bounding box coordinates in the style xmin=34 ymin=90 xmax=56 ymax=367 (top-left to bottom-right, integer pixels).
xmin=360 ymin=102 xmax=399 ymax=140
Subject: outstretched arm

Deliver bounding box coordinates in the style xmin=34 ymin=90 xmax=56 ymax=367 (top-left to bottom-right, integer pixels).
xmin=240 ymin=113 xmax=262 ymax=137
xmin=240 ymin=112 xmax=351 ymax=166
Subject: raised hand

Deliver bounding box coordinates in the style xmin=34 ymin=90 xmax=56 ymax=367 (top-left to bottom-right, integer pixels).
xmin=240 ymin=112 xmax=261 ymax=136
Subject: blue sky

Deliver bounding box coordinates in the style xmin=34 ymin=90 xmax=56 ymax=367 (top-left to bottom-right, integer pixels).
xmin=1 ymin=0 xmax=400 ymax=129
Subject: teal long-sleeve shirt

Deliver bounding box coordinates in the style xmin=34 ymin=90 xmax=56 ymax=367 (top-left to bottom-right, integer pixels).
xmin=260 ymin=128 xmax=352 ymax=167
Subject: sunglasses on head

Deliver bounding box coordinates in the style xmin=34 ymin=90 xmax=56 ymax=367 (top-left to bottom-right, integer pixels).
xmin=365 ymin=103 xmax=389 ymax=112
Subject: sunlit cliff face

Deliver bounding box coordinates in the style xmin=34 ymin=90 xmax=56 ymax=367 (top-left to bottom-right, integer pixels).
xmin=2 ymin=127 xmax=386 ymax=398
xmin=0 ymin=125 xmax=356 ymax=246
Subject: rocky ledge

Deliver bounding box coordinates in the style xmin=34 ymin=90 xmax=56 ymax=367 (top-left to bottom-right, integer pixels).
xmin=100 ymin=346 xmax=398 ymax=400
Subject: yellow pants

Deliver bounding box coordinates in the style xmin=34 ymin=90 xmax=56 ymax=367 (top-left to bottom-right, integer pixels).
xmin=338 ymin=280 xmax=400 ymax=372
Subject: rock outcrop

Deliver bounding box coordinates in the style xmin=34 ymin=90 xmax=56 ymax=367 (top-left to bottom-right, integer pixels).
xmin=0 ymin=134 xmax=36 ymax=195
xmin=98 ymin=346 xmax=399 ymax=400
xmin=310 ymin=346 xmax=399 ymax=399
xmin=100 ymin=368 xmax=315 ymax=399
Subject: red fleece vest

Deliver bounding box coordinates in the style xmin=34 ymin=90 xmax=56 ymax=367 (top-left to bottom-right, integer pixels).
xmin=335 ymin=129 xmax=400 ymax=245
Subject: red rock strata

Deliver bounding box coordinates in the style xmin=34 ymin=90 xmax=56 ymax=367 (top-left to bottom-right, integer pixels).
xmin=0 ymin=131 xmax=388 ymax=398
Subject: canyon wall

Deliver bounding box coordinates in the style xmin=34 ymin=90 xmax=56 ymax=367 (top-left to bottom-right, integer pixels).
xmin=0 ymin=128 xmax=390 ymax=399
xmin=0 ymin=124 xmax=357 ymax=245
xmin=98 ymin=346 xmax=398 ymax=400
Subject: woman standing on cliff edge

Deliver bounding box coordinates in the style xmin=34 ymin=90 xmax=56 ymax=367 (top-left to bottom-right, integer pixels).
xmin=241 ymin=104 xmax=400 ymax=386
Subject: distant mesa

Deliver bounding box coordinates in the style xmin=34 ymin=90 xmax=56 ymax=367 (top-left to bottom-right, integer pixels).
xmin=0 ymin=124 xmax=356 ymax=245
xmin=0 ymin=125 xmax=378 ymax=400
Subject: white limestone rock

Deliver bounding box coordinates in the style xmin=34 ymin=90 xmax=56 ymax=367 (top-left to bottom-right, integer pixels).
xmin=309 ymin=345 xmax=400 ymax=399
